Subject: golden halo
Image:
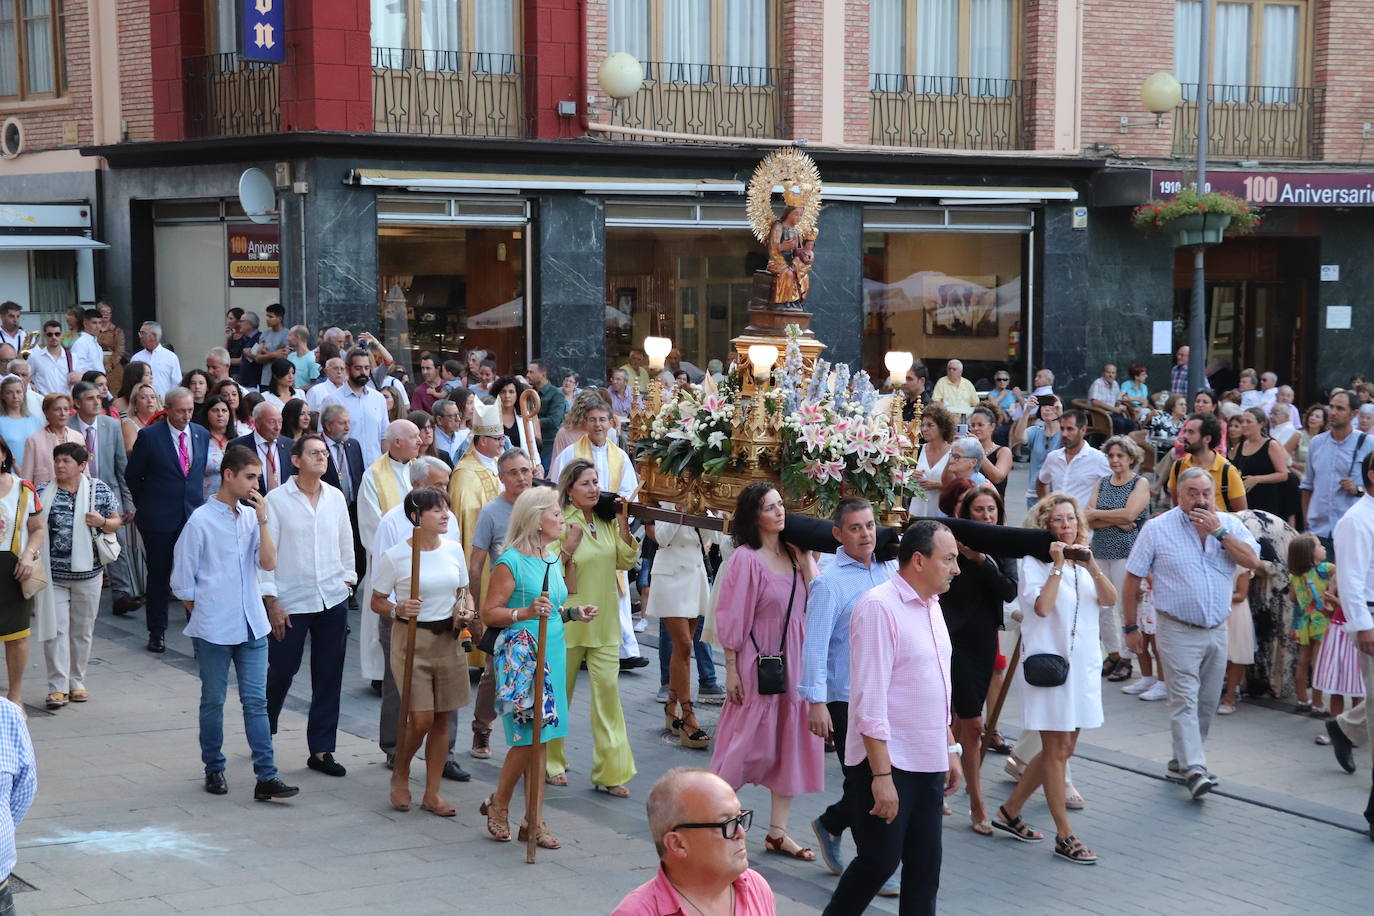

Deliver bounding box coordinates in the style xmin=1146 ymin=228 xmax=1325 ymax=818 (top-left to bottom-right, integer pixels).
xmin=747 ymin=148 xmax=823 ymax=243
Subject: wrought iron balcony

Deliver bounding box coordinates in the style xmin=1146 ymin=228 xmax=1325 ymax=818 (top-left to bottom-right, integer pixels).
xmin=1173 ymin=84 xmax=1322 ymax=160
xmin=183 ymin=53 xmax=280 ymax=138
xmin=612 ymin=61 xmax=791 ymax=141
xmin=869 ymin=75 xmax=1028 ymax=150
xmin=372 ymin=48 xmax=533 ymax=138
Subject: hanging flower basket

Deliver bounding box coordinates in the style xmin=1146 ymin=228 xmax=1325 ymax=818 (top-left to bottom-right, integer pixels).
xmin=1131 ymin=189 xmax=1260 ymax=248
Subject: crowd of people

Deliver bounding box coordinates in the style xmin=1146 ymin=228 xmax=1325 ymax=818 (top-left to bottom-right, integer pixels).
xmin=1 ymin=297 xmax=1373 ymax=914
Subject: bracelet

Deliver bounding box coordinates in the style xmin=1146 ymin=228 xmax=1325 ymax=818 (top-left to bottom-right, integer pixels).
xmin=870 ymin=771 xmax=892 ymax=778
xmin=1049 ymin=567 xmax=1063 ymax=577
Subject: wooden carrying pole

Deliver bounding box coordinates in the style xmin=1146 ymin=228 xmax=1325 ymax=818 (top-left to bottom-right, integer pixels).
xmin=980 ymin=635 xmax=1021 ymax=764
xmin=525 ymin=562 xmax=553 ymax=864
xmin=519 ymin=388 xmax=542 ymax=467
xmin=396 ymin=529 xmax=422 ymax=768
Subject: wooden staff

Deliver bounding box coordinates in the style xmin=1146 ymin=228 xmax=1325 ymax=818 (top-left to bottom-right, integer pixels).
xmin=525 ymin=558 xmax=555 ymax=864
xmin=980 ymin=635 xmax=1021 ymax=764
xmin=396 ymin=528 xmax=422 ymax=770
xmin=519 ymin=388 xmax=542 ymax=467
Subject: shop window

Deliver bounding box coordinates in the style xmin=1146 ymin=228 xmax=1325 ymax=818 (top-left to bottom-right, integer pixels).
xmin=1175 ymin=1 xmax=1307 ymax=101
xmin=378 ymin=225 xmax=525 ymax=378
xmin=371 ymin=0 xmax=519 ymax=57
xmin=862 ymin=230 xmax=1027 ymax=390
xmin=869 ymin=0 xmax=1016 ymax=93
xmin=605 ymin=226 xmax=762 ymax=379
xmin=610 ymin=0 xmax=776 ymax=77
xmin=0 ymin=0 xmax=67 ymax=101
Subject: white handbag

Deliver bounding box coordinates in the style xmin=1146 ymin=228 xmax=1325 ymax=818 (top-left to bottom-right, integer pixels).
xmin=88 ymin=483 xmax=121 ymax=566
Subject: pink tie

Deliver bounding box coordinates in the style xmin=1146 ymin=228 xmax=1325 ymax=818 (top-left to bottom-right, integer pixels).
xmin=178 ymin=431 xmax=190 ymax=476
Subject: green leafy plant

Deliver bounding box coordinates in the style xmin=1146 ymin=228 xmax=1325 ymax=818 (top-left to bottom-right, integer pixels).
xmin=1131 ymin=189 xmax=1261 ymax=235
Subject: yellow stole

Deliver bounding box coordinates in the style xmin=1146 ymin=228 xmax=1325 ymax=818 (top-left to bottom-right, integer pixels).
xmin=572 ymin=436 xmax=625 ymax=493
xmin=368 ymin=455 xmax=405 ymax=514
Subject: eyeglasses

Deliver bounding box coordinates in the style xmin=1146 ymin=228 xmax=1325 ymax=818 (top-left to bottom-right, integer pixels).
xmin=672 ymin=809 xmax=753 ymax=841
xmin=301 ymin=449 xmax=330 ymax=459
xmin=44 ymin=331 xmax=61 ymax=338
xmin=995 ymin=376 xmax=1010 ymax=382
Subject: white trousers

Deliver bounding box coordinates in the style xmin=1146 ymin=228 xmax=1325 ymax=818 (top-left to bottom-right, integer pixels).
xmin=44 ymin=576 xmax=103 ymax=694
xmin=1155 ymin=612 xmax=1229 ymax=774
xmin=358 ymin=565 xmax=384 ymax=682
xmin=617 ymin=575 xmax=640 ymax=659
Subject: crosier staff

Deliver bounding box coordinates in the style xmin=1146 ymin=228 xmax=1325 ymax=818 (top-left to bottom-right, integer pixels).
xmin=525 ymin=554 xmax=556 ymax=864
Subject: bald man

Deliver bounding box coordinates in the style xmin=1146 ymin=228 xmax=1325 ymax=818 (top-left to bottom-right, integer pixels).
xmin=613 ymin=768 xmax=776 ymax=915
xmin=356 ymin=419 xmax=420 ymax=686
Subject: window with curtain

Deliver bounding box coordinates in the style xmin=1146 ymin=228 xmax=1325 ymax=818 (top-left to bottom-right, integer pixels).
xmin=868 ymin=0 xmax=1016 ymax=97
xmin=371 ymin=0 xmax=519 ymax=62
xmin=0 ymin=0 xmax=64 ymax=100
xmin=1174 ymin=1 xmax=1305 ymax=103
xmin=613 ymin=0 xmax=776 ymax=84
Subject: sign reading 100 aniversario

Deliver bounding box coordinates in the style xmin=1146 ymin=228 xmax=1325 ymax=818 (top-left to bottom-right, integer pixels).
xmin=228 ymin=224 xmax=281 ymax=288
xmin=242 ymin=0 xmax=285 ymax=64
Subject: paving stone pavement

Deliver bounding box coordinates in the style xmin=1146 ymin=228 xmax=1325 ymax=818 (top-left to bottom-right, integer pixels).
xmin=11 ymin=591 xmax=1373 ymax=915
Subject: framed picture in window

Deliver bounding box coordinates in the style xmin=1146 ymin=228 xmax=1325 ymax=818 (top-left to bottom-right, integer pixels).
xmin=923 ymin=275 xmax=999 ymax=338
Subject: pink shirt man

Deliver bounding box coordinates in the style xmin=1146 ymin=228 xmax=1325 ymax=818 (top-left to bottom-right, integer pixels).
xmin=846 ymin=574 xmax=953 ymax=773
xmin=612 ymin=866 xmax=775 ymax=916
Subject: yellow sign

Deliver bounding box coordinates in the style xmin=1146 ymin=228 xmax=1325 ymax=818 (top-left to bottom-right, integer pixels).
xmin=229 ymin=259 xmax=280 ymax=281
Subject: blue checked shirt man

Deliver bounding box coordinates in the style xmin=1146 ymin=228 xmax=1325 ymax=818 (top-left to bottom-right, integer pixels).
xmin=0 ymin=698 xmax=35 ymax=916
xmin=798 ymin=500 xmax=898 ymax=884
xmin=1123 ymin=468 xmax=1261 ymax=799
xmin=1300 ymin=391 xmax=1373 ymax=550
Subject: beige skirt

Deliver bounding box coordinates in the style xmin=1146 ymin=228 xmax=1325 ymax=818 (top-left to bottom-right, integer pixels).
xmin=389 ymin=621 xmax=471 ymax=713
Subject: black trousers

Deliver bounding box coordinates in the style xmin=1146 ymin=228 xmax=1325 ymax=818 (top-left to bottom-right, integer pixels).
xmin=824 ymin=763 xmax=944 ymax=916
xmin=265 ymin=600 xmax=349 ymax=754
xmin=817 ymin=701 xmax=865 ymax=837
xmin=141 ymin=528 xmax=182 ymax=636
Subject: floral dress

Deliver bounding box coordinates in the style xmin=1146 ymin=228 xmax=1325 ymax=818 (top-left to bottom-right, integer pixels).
xmin=1290 ymin=562 xmax=1334 ymax=646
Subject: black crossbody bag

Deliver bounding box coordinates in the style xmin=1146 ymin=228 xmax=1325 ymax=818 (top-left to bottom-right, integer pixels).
xmin=751 ymin=550 xmax=798 ymax=696
xmin=1023 ymin=565 xmax=1079 ymax=688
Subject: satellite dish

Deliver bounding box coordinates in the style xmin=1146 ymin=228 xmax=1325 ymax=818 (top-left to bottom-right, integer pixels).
xmin=238 ymin=168 xmax=277 ymax=224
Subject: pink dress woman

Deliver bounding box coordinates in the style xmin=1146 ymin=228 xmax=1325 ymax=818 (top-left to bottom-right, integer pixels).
xmin=710 ymin=545 xmax=824 ymax=795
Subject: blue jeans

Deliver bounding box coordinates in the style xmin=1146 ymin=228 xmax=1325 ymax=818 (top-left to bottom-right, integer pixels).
xmin=658 ymin=618 xmax=719 ymax=688
xmin=0 ymin=881 xmax=14 ymax=916
xmin=193 ymin=635 xmax=277 ymax=780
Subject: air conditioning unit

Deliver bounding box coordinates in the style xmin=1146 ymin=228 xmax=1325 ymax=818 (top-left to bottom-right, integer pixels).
xmin=0 ymin=118 xmax=23 ymax=159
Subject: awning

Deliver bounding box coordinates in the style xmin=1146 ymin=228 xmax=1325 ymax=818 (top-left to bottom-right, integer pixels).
xmin=349 ymin=169 xmax=1078 ymax=203
xmin=0 ymin=235 xmax=109 ymax=250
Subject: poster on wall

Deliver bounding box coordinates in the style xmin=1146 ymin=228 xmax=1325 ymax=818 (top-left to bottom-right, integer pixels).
xmin=924 ymin=275 xmax=999 ymax=337
xmin=227 ymin=224 xmax=280 ymax=288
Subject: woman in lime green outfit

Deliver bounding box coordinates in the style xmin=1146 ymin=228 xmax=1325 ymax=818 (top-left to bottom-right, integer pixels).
xmin=547 ymin=458 xmax=640 ymax=797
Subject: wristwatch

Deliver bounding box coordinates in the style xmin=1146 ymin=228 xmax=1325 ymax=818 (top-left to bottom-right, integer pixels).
xmin=1213 ymin=528 xmax=1228 ymax=542
xmin=947 ymin=743 xmax=963 ymax=757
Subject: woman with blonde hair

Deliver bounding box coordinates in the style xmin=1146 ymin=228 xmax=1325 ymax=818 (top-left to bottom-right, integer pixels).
xmin=994 ymin=494 xmax=1116 ymax=865
xmin=479 ymin=485 xmax=596 ymax=849
xmin=21 ymin=393 xmax=83 ymax=487
xmin=0 ymin=376 xmax=41 ymax=467
xmin=120 ymin=383 xmax=163 ymax=452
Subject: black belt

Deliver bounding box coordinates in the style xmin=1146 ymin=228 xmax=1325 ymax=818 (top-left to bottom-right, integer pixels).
xmin=411 ymin=618 xmax=457 ymax=635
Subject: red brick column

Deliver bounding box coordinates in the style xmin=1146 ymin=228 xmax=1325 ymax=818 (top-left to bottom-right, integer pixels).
xmin=782 ymin=0 xmax=824 ymax=141
xmin=526 ymin=0 xmax=586 ymax=138
xmin=1081 ymin=0 xmax=1175 ymax=157
xmin=1022 ymin=0 xmax=1057 ymax=151
xmin=843 ymin=0 xmax=870 ymax=143
xmin=149 ymin=0 xmax=204 ymax=140
xmin=1313 ymin=1 xmax=1373 ymax=161
xmin=280 ymin=0 xmax=373 ymax=132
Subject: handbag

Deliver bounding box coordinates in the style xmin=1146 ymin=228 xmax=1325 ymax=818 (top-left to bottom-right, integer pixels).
xmin=1023 ymin=564 xmax=1079 ymax=688
xmin=751 ymin=549 xmax=798 ymax=696
xmin=88 ymin=482 xmax=120 ymax=566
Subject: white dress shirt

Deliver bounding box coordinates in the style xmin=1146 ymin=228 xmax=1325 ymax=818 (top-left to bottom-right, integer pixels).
xmin=1037 ymin=443 xmax=1111 ymax=508
xmin=260 ymin=478 xmax=356 ymax=613
xmin=0 ymin=325 xmax=23 ymax=351
xmin=253 ymin=433 xmax=283 ymax=491
xmin=173 ymin=499 xmax=270 ymax=645
xmin=550 ymin=440 xmax=639 ymax=498
xmin=68 ymin=332 xmax=104 ymax=376
xmin=131 ymin=345 xmax=184 ymax=397
xmin=166 ymin=421 xmax=195 ymax=473
xmin=325 ymin=384 xmax=388 ymax=465
xmin=29 ymin=347 xmax=70 ymax=395
xmin=305 ymin=379 xmax=342 ymax=421
xmin=1334 ymin=493 xmax=1374 ymax=633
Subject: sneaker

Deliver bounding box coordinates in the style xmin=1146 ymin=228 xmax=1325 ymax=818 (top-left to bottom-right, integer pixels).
xmin=1138 ymin=681 xmax=1169 ymax=701
xmin=696 ymin=682 xmax=726 ymax=705
xmin=471 ymin=732 xmax=492 ymax=759
xmin=810 ymin=817 xmax=845 ymax=876
xmin=656 ymin=685 xmax=670 ymax=703
xmin=1187 ymin=770 xmax=1217 ymax=799
xmin=1167 ymin=760 xmax=1217 ymax=786
xmin=633 ymin=616 xmax=649 ymax=633
xmin=1122 ymin=676 xmax=1157 ymax=696
xmin=877 ymin=873 xmax=900 ymax=897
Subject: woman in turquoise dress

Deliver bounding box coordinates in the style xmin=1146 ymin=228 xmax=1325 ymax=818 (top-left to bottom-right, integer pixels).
xmin=478 ymin=485 xmax=596 ymax=852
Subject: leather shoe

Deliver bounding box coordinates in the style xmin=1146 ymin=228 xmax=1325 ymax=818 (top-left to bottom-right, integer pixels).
xmin=307 ymin=753 xmax=346 ymax=777
xmin=618 ymin=656 xmax=650 ymax=671
xmin=205 ymin=772 xmax=228 ymax=795
xmin=113 ymin=595 xmax=143 ymax=616
xmin=1326 ymin=719 xmax=1357 ymax=774
xmin=442 ymin=760 xmax=471 ymax=782
xmin=254 ymin=777 xmax=300 ymax=801
xmin=385 ymin=752 xmax=395 ymax=770
xmin=147 ymin=633 xmax=165 ymax=654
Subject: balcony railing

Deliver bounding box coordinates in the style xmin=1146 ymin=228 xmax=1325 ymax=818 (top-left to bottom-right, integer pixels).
xmin=1173 ymin=84 xmax=1322 ymax=160
xmin=183 ymin=53 xmax=280 ymax=138
xmin=613 ymin=61 xmax=791 ymax=141
xmin=372 ymin=48 xmax=533 ymax=138
xmin=869 ymin=75 xmax=1028 ymax=150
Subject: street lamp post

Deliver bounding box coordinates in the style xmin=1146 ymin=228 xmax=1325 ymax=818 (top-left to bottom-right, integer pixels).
xmin=1188 ymin=0 xmax=1214 ymax=399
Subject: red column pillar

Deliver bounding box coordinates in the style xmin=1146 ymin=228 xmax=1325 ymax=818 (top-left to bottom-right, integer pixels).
xmin=280 ymin=0 xmax=373 ymax=132
xmin=525 ymin=0 xmax=586 ymax=139
xmin=150 ymin=0 xmax=204 ymax=140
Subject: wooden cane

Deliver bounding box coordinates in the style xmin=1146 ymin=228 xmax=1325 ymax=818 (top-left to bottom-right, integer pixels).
xmin=525 ymin=559 xmax=554 ymax=864
xmin=396 ymin=528 xmax=422 ymax=773
xmin=519 ymin=388 xmax=542 ymax=467
xmin=980 ymin=635 xmax=1021 ymax=764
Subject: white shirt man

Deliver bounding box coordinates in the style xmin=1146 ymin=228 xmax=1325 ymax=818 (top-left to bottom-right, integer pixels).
xmin=29 ymin=325 xmax=71 ymax=395
xmin=326 ymin=352 xmax=388 ymax=465
xmin=68 ymin=312 xmax=105 ymax=379
xmin=1036 ymin=410 xmax=1110 ymax=507
xmin=306 ymin=357 xmax=347 ymax=423
xmin=130 ymin=322 xmax=184 ymax=397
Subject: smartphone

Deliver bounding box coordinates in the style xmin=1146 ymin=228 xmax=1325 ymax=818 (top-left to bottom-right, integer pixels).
xmin=957 ymin=423 xmax=969 ymax=438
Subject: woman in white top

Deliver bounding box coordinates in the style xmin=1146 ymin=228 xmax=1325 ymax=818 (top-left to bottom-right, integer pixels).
xmin=644 ymin=515 xmax=718 ymax=750
xmin=261 ymin=358 xmax=305 ymax=408
xmin=994 ymin=493 xmax=1116 ymax=865
xmin=907 ymin=403 xmax=954 ymax=518
xmin=370 ymin=488 xmax=475 ymax=818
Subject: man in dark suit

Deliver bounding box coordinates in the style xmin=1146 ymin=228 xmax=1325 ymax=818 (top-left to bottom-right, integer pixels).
xmin=124 ymin=386 xmax=209 ymax=653
xmin=320 ymin=403 xmax=367 ymax=608
xmin=229 ymin=400 xmax=294 ymax=495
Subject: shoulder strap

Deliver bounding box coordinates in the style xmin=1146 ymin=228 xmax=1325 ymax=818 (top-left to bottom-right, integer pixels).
xmin=9 ymin=483 xmax=26 ymax=554
xmin=748 ymin=548 xmax=799 ymax=657
xmin=1219 ymin=458 xmax=1236 ymax=511
xmin=1350 ymin=433 xmax=1368 ymax=477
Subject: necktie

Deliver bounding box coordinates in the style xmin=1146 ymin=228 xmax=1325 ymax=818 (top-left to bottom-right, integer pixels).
xmin=178 ymin=431 xmax=190 ymax=476
xmin=84 ymin=425 xmax=97 ymax=472
xmin=335 ymin=443 xmax=351 ymax=500
xmin=265 ymin=442 xmax=279 ymax=490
